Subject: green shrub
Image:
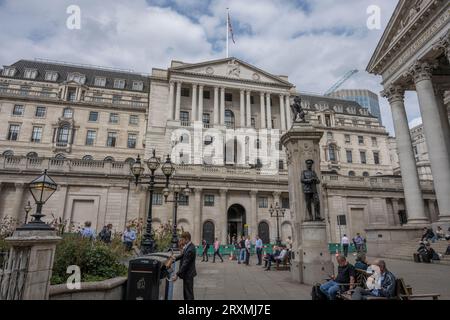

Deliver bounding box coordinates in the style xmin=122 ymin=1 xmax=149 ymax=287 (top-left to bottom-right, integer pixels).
xmin=50 ymin=234 xmax=128 ymax=285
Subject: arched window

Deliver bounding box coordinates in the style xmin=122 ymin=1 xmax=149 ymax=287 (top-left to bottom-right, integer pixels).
xmin=255 ymin=139 xmax=261 ymax=149
xmin=54 ymin=153 xmax=66 ymax=160
xmin=376 ymin=172 xmax=383 ymax=176
xmin=82 ymin=155 xmax=93 ymax=161
xmin=328 ymin=145 xmax=337 ymax=162
xmin=204 ymin=135 xmax=213 ymax=146
xmin=180 ymin=133 xmax=189 ymax=144
xmin=26 ymin=152 xmax=38 ymax=159
xmin=125 ymin=158 xmax=135 ymax=165
xmin=225 ymin=110 xmax=235 ymax=129
xmin=2 ymin=150 xmax=14 ymax=157
xmin=202 ymin=221 xmax=215 ymax=245
xmin=62 ymin=108 xmax=73 ymax=118
xmin=57 ymin=125 xmax=70 ymax=146
xmin=256 ymin=158 xmax=263 ymax=168
xmin=362 ymin=172 xmax=369 ymax=177
xmin=348 ymin=171 xmax=355 ymax=177
xmin=104 ymin=156 xmax=115 ymax=162
xmin=258 ymin=221 xmax=270 ymax=244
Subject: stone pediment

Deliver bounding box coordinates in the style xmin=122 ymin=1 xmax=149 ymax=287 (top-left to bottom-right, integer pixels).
xmin=169 ymin=57 xmax=293 ymax=87
xmin=367 ymin=0 xmax=439 ymax=74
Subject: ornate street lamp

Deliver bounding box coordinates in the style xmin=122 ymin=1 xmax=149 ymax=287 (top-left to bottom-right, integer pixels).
xmin=18 ymin=170 xmax=57 ymax=230
xmin=269 ymin=202 xmax=285 ymax=246
xmin=165 ymin=181 xmax=191 ymax=250
xmin=24 ymin=201 xmax=32 ymax=224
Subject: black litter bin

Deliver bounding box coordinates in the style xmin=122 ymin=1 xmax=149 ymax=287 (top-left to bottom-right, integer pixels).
xmin=126 ymin=258 xmax=162 ymax=300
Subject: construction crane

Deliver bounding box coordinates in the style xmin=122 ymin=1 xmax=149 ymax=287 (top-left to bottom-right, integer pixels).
xmin=324 ymin=69 xmax=359 ymax=95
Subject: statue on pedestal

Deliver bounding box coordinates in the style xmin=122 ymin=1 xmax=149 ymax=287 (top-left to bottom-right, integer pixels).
xmin=301 ymin=159 xmax=322 ymax=221
xmin=290 ymin=96 xmax=307 ymax=123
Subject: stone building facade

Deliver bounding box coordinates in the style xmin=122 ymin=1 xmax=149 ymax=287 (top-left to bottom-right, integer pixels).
xmin=0 ymin=57 xmax=439 ymax=247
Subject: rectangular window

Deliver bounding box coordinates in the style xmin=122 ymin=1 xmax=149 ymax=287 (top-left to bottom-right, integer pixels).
xmin=371 ymin=137 xmax=378 ymax=147
xmin=107 ymin=132 xmax=117 ymax=147
xmin=337 ymin=215 xmax=347 ymax=226
xmin=94 ymin=77 xmax=106 ymax=87
xmin=8 ymin=124 xmax=20 ymax=141
xmin=109 ymin=113 xmax=119 ymax=124
xmin=24 ymin=69 xmax=37 ymax=79
xmin=35 ymin=106 xmax=46 ymax=118
xmin=278 ymin=160 xmax=284 ymax=170
xmin=181 ymin=88 xmax=190 ymax=97
xmin=204 ymin=195 xmax=215 ymax=207
xmin=282 ymin=197 xmax=290 ymax=209
xmin=88 ymin=111 xmax=98 ymax=122
xmin=360 ymin=151 xmax=367 ymax=164
xmin=132 ymin=81 xmax=143 ymax=91
xmin=3 ymin=67 xmax=16 ymax=77
xmin=114 ymin=79 xmax=126 ymax=89
xmin=180 ymin=111 xmax=189 ymax=122
xmin=327 ymin=132 xmax=333 ymax=140
xmin=68 ymin=73 xmax=86 ymax=84
xmin=373 ymin=152 xmax=380 ymax=165
xmin=67 ymin=88 xmax=76 ymax=101
xmin=358 ymin=136 xmax=364 ymax=145
xmin=179 ymin=195 xmax=189 ymax=206
xmin=85 ymin=130 xmax=96 ymax=146
xmin=129 ymin=115 xmax=139 ymax=125
xmin=345 ymin=134 xmax=351 ymax=144
xmin=325 ymin=115 xmax=331 ymax=127
xmin=250 ymin=96 xmax=255 ymax=104
xmin=258 ymin=197 xmax=268 ymax=208
xmin=346 ymin=150 xmax=353 ymax=163
xmin=12 ymin=105 xmax=24 ymax=116
xmin=31 ymin=127 xmax=43 ymax=143
xmin=203 ymin=90 xmax=210 ymax=99
xmin=44 ymin=71 xmax=58 ymax=81
xmin=202 ymin=113 xmax=210 ymax=125
xmin=127 ymin=133 xmax=137 ymax=149
xmin=251 ymin=118 xmax=256 ymax=128
xmin=152 ymin=193 xmax=163 ymax=205
xmin=225 ymin=93 xmax=233 ymax=102
xmin=112 ymin=95 xmax=121 ymax=104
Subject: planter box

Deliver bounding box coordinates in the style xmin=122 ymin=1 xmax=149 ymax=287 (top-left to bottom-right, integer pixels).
xmin=49 ymin=277 xmax=127 ymax=300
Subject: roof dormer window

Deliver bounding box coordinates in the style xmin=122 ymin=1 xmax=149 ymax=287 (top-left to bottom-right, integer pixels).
xmin=45 ymin=71 xmax=59 ymax=81
xmin=132 ymin=81 xmax=143 ymax=91
xmin=67 ymin=73 xmax=86 ymax=85
xmin=94 ymin=77 xmax=106 ymax=87
xmin=114 ymin=79 xmax=126 ymax=89
xmin=2 ymin=67 xmax=16 ymax=77
xmin=24 ymin=69 xmax=38 ymax=79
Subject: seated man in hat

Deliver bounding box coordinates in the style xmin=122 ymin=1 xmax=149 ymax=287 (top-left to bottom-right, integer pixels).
xmin=351 ymin=260 xmax=396 ymax=300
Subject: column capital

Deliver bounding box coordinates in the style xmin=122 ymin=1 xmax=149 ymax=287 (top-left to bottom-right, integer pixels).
xmin=193 ymin=187 xmax=203 ymax=193
xmin=260 ymin=92 xmax=265 ymax=97
xmin=432 ymin=29 xmax=450 ymax=61
xmin=198 ymin=84 xmax=204 ymax=89
xmin=176 ymin=80 xmax=183 ymax=85
xmin=272 ymin=191 xmax=281 ymax=198
xmin=381 ymin=85 xmax=405 ymax=104
xmin=240 ymin=89 xmax=245 ymax=94
xmin=169 ymin=80 xmax=175 ymax=86
xmin=406 ymin=61 xmax=437 ymax=83
xmin=250 ymin=190 xmax=258 ymax=196
xmin=192 ymin=83 xmax=198 ymax=88
xmin=14 ymin=182 xmax=25 ymax=189
xmin=219 ymin=188 xmax=228 ymax=195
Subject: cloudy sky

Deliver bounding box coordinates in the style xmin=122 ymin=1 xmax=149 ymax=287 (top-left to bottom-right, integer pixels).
xmin=0 ymin=0 xmax=424 ymax=135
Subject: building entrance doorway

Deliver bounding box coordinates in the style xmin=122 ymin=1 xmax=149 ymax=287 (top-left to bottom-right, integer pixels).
xmin=227 ymin=204 xmax=246 ymax=244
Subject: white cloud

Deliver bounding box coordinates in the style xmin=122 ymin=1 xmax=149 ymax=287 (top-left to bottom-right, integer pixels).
xmin=409 ymin=117 xmax=423 ymax=129
xmin=0 ymin=0 xmax=421 ymax=136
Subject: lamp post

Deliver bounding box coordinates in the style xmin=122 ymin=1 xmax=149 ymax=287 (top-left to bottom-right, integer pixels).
xmin=24 ymin=201 xmax=32 ymax=224
xmin=164 ymin=182 xmax=191 ymax=250
xmin=17 ymin=170 xmax=57 ymax=231
xmin=269 ymin=202 xmax=285 ymax=246
xmin=131 ymin=150 xmax=175 ymax=255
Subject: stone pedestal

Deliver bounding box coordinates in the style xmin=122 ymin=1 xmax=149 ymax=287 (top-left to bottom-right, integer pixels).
xmin=4 ymin=229 xmax=61 ymax=300
xmin=281 ymin=122 xmax=334 ymax=285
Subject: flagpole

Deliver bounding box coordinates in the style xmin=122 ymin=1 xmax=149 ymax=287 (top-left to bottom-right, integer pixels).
xmin=226 ymin=8 xmax=229 ymax=58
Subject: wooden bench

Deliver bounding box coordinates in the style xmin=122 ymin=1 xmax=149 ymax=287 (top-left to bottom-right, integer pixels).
xmin=338 ymin=270 xmax=440 ymax=300
xmin=275 ymin=253 xmax=291 ymax=271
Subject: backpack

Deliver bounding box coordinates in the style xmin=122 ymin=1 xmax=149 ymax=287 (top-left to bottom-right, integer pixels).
xmin=311 ymin=283 xmax=327 ymax=300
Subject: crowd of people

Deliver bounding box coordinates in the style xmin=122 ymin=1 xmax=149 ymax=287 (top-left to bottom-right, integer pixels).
xmin=200 ymin=235 xmax=293 ymax=271
xmin=79 ymin=221 xmax=137 ymax=251
xmin=340 ymin=233 xmax=366 ymax=257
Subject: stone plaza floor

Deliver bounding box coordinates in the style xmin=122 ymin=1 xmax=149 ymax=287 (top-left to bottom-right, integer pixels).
xmin=173 ymin=254 xmax=450 ymax=300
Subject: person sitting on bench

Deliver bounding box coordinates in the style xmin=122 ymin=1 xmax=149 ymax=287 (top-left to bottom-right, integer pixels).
xmin=263 ymin=246 xmax=280 ymax=268
xmin=351 ymin=260 xmax=396 ymax=300
xmin=265 ymin=246 xmax=288 ymax=271
xmin=320 ymin=255 xmax=355 ymax=300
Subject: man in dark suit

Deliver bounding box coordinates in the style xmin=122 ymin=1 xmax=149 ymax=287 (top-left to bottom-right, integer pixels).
xmin=171 ymin=231 xmax=197 ymax=300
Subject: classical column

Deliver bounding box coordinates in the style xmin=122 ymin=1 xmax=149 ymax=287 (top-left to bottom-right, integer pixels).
xmin=285 ymin=95 xmax=292 ymax=129
xmin=381 ymin=85 xmax=428 ymax=224
xmin=220 ymin=87 xmax=226 ymax=125
xmin=175 ymin=81 xmax=182 ymax=121
xmin=266 ymin=93 xmax=272 ymax=129
xmin=214 ymin=86 xmax=219 ymax=125
xmin=168 ymin=81 xmax=175 ymax=120
xmin=434 ymin=86 xmax=450 ymax=159
xmin=279 ymin=94 xmax=286 ymax=131
xmin=219 ymin=189 xmax=228 ymax=244
xmin=250 ymin=190 xmax=258 ymax=239
xmin=198 ymin=85 xmax=204 ymax=122
xmin=409 ymin=62 xmax=450 ymax=222
xmin=260 ymin=92 xmax=266 ymax=129
xmin=12 ymin=183 xmax=25 ymax=223
xmin=246 ymin=91 xmax=251 ymax=127
xmin=193 ymin=188 xmax=203 ymax=245
xmin=240 ymin=90 xmax=245 ymax=128
xmin=191 ymin=83 xmax=198 ymax=122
